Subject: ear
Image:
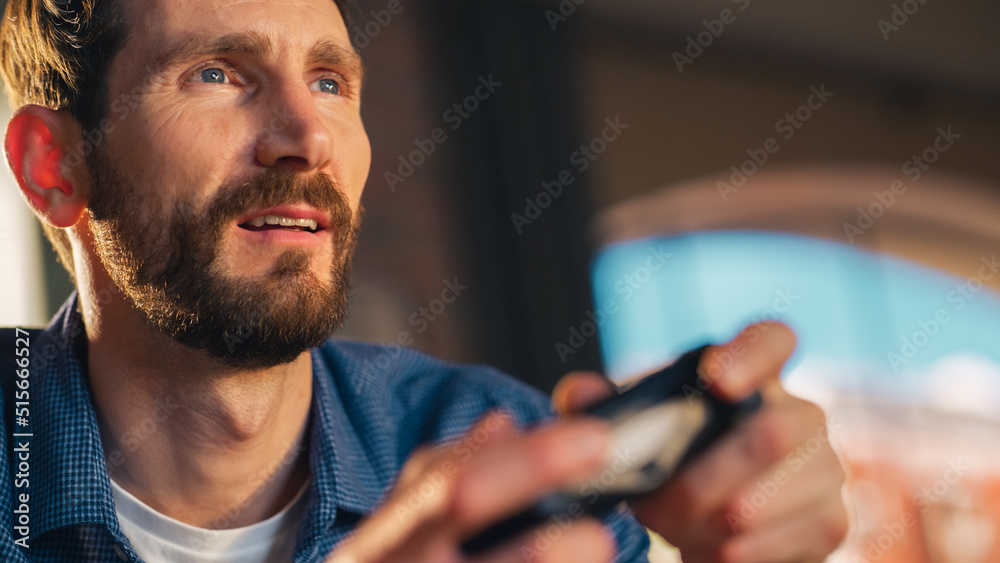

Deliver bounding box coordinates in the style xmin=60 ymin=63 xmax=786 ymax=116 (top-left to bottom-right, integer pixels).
xmin=4 ymin=105 xmax=89 ymax=228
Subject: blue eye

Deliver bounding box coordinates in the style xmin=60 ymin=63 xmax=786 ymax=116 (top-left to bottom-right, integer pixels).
xmin=199 ymin=67 xmax=228 ymax=84
xmin=315 ymin=78 xmax=340 ymax=95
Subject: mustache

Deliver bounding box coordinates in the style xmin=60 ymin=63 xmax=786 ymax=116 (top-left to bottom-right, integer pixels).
xmin=206 ymin=168 xmax=355 ymax=238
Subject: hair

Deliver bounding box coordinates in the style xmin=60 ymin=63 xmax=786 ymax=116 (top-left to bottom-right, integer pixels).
xmin=0 ymin=0 xmax=353 ymax=284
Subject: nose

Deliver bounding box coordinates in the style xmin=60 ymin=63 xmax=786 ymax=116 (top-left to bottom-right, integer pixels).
xmin=253 ymin=81 xmax=334 ymax=172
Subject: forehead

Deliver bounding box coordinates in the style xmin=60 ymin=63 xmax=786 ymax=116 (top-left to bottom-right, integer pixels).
xmin=125 ymin=0 xmax=347 ymax=32
xmin=116 ymin=0 xmax=350 ymax=65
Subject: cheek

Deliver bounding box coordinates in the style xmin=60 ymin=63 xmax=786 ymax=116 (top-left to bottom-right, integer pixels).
xmin=330 ymin=118 xmax=371 ymax=211
xmin=107 ymin=102 xmax=249 ymax=202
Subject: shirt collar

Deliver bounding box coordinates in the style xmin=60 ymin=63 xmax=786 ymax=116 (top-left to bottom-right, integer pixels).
xmin=31 ymin=292 xmax=384 ymax=545
xmin=300 ymin=347 xmax=383 ymax=538
xmin=32 ymin=292 xmax=120 ymax=539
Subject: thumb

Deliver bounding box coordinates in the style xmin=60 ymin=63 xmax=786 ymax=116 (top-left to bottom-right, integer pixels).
xmin=552 ymin=371 xmax=615 ymax=415
xmin=701 ymin=321 xmax=797 ymax=401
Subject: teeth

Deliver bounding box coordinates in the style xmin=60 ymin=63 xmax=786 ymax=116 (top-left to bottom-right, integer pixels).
xmin=247 ymin=215 xmax=319 ymax=231
xmin=293 ymin=218 xmax=319 ymax=230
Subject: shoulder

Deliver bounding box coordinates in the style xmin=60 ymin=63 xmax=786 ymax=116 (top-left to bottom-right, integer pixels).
xmin=314 ymin=339 xmax=554 ymax=438
xmin=312 ymin=339 xmax=651 ymax=560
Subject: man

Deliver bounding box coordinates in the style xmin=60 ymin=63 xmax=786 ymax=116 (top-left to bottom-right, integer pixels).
xmin=0 ymin=0 xmax=847 ymax=561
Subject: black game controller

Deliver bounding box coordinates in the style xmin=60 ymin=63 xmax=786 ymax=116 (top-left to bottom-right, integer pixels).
xmin=461 ymin=344 xmax=763 ymax=555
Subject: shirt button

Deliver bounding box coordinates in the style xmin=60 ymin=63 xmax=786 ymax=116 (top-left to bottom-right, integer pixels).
xmin=112 ymin=544 xmax=129 ymax=561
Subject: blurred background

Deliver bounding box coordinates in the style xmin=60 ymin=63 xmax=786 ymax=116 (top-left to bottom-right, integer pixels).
xmin=2 ymin=0 xmax=999 ymax=561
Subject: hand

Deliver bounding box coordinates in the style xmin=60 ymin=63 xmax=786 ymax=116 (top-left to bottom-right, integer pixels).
xmin=554 ymin=322 xmax=849 ymax=563
xmin=326 ymin=410 xmax=618 ymax=563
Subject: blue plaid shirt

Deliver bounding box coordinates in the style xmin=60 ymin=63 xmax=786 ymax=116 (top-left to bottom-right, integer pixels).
xmin=1 ymin=294 xmax=649 ymax=562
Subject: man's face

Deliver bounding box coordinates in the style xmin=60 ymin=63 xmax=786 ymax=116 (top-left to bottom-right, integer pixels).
xmin=85 ymin=0 xmax=371 ymax=368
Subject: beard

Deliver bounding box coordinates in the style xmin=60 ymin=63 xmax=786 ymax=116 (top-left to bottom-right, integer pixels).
xmin=86 ymin=148 xmax=360 ymax=370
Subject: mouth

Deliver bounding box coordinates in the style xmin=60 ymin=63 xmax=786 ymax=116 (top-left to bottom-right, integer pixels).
xmin=239 ymin=214 xmax=321 ymax=233
xmin=236 ymin=206 xmax=330 ymax=235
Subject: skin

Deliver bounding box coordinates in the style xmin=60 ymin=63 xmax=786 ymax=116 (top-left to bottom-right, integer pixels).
xmin=331 ymin=324 xmax=848 ymax=563
xmin=557 ymin=325 xmax=849 ymax=563
xmin=7 ymin=0 xmax=370 ymax=527
xmin=4 ymin=0 xmax=848 ymax=560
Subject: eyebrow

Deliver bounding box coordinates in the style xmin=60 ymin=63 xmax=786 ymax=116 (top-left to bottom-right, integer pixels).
xmin=147 ymin=30 xmax=365 ymax=83
xmin=306 ymin=39 xmax=365 ymax=85
xmin=306 ymin=39 xmax=366 ymax=83
xmin=149 ymin=30 xmax=273 ymax=77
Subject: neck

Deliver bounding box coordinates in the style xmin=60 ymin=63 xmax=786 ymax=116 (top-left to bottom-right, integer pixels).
xmin=82 ymin=277 xmax=313 ymax=529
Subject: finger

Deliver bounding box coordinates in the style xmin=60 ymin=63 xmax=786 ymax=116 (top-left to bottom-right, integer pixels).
xmin=469 ymin=518 xmax=615 ymax=563
xmin=552 ymin=371 xmax=615 ymax=414
xmin=395 ymin=410 xmax=516 ymax=489
xmin=634 ymin=391 xmax=822 ymax=529
xmin=452 ymin=409 xmax=519 ymax=452
xmin=701 ymin=322 xmax=796 ymax=401
xmin=719 ymin=495 xmax=849 ymax=563
xmin=451 ymin=419 xmax=611 ymax=535
xmin=329 ymin=415 xmax=613 ymax=563
xmin=343 ymin=411 xmax=519 ymax=562
xmin=717 ymin=437 xmax=844 ymax=536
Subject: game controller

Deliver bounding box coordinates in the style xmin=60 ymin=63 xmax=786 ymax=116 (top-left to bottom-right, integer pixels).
xmin=461 ymin=344 xmax=763 ymax=554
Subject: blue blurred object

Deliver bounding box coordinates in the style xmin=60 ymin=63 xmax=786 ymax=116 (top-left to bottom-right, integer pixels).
xmin=592 ymin=230 xmax=1000 ymax=408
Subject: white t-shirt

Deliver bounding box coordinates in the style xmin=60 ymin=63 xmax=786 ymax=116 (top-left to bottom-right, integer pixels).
xmin=110 ymin=478 xmax=310 ymax=563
